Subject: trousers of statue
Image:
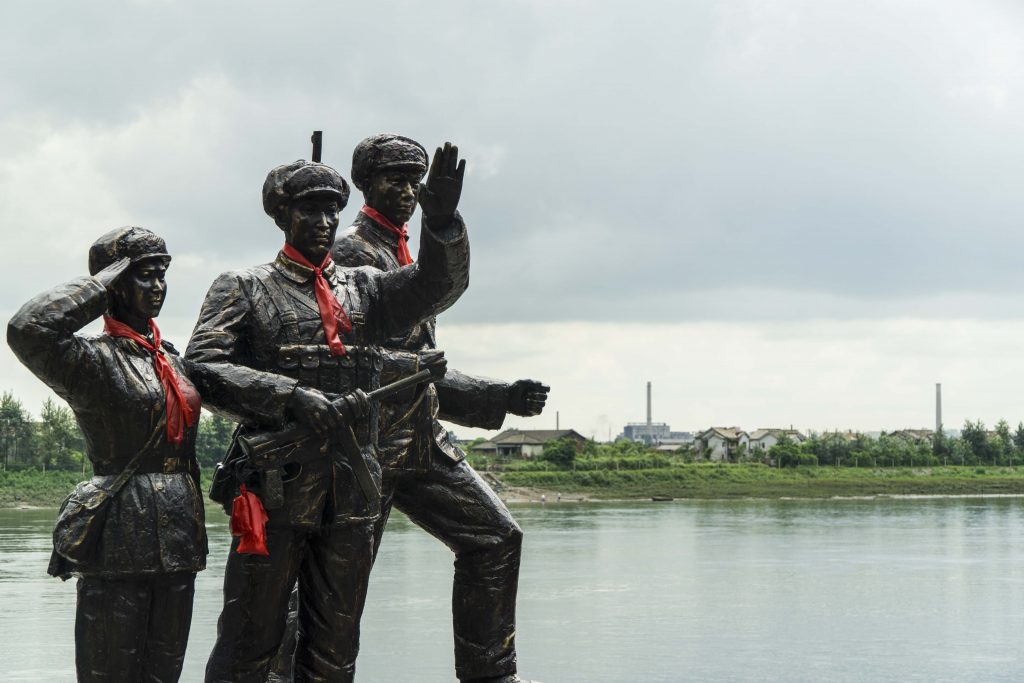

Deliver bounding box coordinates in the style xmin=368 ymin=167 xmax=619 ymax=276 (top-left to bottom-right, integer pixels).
xmin=75 ymin=572 xmax=196 ymax=683
xmin=267 ymin=459 xmax=523 ymax=683
xmin=205 ymin=521 xmax=375 ymax=683
xmin=384 ymin=458 xmax=524 ymax=682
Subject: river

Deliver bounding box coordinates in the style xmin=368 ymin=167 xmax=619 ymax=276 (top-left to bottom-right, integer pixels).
xmin=2 ymin=497 xmax=1023 ymax=682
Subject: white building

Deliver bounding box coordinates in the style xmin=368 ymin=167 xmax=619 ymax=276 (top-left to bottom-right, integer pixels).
xmin=739 ymin=428 xmax=806 ymax=456
xmin=694 ymin=427 xmax=743 ymax=461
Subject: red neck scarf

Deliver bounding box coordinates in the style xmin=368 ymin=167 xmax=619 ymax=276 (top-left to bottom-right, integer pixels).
xmin=103 ymin=317 xmax=199 ymax=444
xmin=361 ymin=205 xmax=413 ymax=266
xmin=281 ymin=244 xmax=353 ymax=356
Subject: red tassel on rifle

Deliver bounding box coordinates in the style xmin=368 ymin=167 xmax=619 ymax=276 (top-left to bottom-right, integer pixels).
xmin=230 ymin=484 xmax=269 ymax=556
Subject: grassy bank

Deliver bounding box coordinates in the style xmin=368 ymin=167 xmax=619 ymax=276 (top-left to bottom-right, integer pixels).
xmin=0 ymin=469 xmax=214 ymax=508
xmin=5 ymin=464 xmax=1024 ymax=507
xmin=0 ymin=470 xmax=85 ymax=507
xmin=493 ymin=463 xmax=1024 ymax=499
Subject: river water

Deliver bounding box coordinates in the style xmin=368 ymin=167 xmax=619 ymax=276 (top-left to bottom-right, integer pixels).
xmin=2 ymin=497 xmax=1023 ymax=682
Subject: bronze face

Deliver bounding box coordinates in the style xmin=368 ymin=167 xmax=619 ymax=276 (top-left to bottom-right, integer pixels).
xmin=110 ymin=259 xmax=168 ymax=331
xmin=365 ymin=168 xmax=424 ymax=225
xmin=284 ymin=193 xmax=342 ymax=264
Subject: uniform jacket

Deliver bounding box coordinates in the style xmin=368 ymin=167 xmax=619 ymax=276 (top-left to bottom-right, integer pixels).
xmin=7 ymin=276 xmax=207 ymax=578
xmin=186 ymin=213 xmax=470 ymax=527
xmin=333 ymin=211 xmax=512 ymax=473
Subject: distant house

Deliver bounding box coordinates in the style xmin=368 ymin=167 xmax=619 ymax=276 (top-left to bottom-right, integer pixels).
xmin=887 ymin=429 xmax=935 ymax=442
xmin=739 ymin=428 xmax=806 ymax=455
xmin=470 ymin=429 xmax=588 ymax=459
xmin=694 ymin=427 xmax=743 ymax=461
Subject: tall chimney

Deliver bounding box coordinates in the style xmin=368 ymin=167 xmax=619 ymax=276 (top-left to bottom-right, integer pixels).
xmin=556 ymin=411 xmax=560 ymax=430
xmin=935 ymin=383 xmax=942 ymax=435
xmin=646 ymin=381 xmax=652 ymax=426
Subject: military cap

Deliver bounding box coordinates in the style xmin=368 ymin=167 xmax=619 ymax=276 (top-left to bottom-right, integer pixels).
xmin=262 ymin=160 xmax=350 ymax=220
xmin=350 ymin=134 xmax=428 ymax=192
xmin=88 ymin=226 xmax=171 ymax=276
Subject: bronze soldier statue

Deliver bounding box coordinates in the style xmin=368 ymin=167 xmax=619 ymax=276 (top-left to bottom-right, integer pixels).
xmin=8 ymin=228 xmax=207 ymax=682
xmin=337 ymin=134 xmax=548 ymax=683
xmin=187 ymin=145 xmax=470 ymax=682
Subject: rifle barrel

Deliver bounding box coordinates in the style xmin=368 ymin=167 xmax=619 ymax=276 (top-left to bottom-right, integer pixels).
xmin=311 ymin=131 xmax=323 ymax=163
xmin=365 ymin=369 xmax=433 ymax=403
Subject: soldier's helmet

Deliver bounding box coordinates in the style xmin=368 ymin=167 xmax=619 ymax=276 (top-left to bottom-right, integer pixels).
xmin=262 ymin=161 xmax=350 ymax=223
xmin=88 ymin=227 xmax=171 ymax=276
xmin=350 ymin=134 xmax=429 ymax=193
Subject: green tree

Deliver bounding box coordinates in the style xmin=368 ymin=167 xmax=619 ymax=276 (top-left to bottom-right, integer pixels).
xmin=195 ymin=412 xmax=237 ymax=468
xmin=803 ymin=432 xmax=852 ymax=466
xmin=994 ymin=420 xmax=1014 ymax=465
xmin=950 ymin=436 xmax=973 ymax=465
xmin=1013 ymin=422 xmax=1024 ymax=463
xmin=961 ymin=420 xmax=993 ymax=464
xmin=933 ymin=424 xmax=951 ymax=461
xmin=38 ymin=397 xmax=83 ymax=471
xmin=540 ymin=438 xmax=578 ymax=468
xmin=769 ymin=436 xmax=815 ymax=467
xmin=0 ymin=391 xmax=36 ymax=470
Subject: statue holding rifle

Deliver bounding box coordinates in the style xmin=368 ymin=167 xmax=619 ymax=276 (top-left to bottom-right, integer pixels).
xmin=187 ymin=142 xmax=470 ymax=682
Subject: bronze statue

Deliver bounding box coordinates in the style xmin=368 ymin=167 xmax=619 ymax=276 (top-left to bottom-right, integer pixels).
xmin=7 ymin=227 xmax=207 ymax=682
xmin=272 ymin=133 xmax=547 ymax=683
xmin=187 ymin=145 xmax=470 ymax=682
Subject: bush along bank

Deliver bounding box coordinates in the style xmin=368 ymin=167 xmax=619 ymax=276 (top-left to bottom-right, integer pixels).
xmin=492 ymin=463 xmax=1024 ymax=499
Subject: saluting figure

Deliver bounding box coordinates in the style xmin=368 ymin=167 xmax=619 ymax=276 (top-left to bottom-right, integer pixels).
xmin=8 ymin=227 xmax=207 ymax=683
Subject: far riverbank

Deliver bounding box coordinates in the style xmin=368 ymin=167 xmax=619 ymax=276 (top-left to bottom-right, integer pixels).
xmin=487 ymin=463 xmax=1024 ymax=501
xmin=5 ymin=464 xmax=1024 ymax=508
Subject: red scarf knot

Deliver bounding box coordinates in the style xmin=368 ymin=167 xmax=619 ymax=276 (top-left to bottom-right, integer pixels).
xmin=361 ymin=205 xmax=413 ymax=266
xmin=230 ymin=484 xmax=269 ymax=556
xmin=103 ymin=317 xmax=199 ymax=444
xmin=281 ymin=244 xmax=353 ymax=356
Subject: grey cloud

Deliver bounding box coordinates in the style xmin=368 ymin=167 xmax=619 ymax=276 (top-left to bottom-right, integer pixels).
xmin=2 ymin=0 xmax=1024 ymax=327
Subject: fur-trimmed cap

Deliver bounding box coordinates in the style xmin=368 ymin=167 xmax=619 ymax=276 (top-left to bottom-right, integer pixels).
xmin=88 ymin=227 xmax=170 ymax=276
xmin=350 ymin=134 xmax=428 ymax=192
xmin=262 ymin=160 xmax=350 ymax=219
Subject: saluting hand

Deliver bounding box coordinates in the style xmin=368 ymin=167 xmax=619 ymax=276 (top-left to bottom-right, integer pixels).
xmin=93 ymin=257 xmax=132 ymax=291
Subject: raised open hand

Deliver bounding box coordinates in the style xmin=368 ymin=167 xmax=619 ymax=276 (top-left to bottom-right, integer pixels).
xmin=93 ymin=257 xmax=132 ymax=290
xmin=418 ymin=142 xmax=466 ymax=219
xmin=508 ymin=379 xmax=550 ymax=417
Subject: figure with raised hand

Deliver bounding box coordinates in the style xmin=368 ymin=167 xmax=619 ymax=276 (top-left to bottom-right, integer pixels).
xmin=335 ymin=133 xmax=548 ymax=683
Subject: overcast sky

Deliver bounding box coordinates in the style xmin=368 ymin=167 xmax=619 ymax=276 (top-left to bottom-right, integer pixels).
xmin=2 ymin=0 xmax=1024 ymax=439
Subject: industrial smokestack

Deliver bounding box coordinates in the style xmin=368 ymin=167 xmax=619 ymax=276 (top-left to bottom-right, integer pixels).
xmin=646 ymin=381 xmax=652 ymax=426
xmin=935 ymin=383 xmax=942 ymax=436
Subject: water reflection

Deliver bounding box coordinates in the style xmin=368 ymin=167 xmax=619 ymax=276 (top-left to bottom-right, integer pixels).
xmin=2 ymin=499 xmax=1024 ymax=682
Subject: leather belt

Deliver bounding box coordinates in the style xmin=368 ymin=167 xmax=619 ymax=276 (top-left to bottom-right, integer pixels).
xmin=93 ymin=458 xmax=190 ymax=476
